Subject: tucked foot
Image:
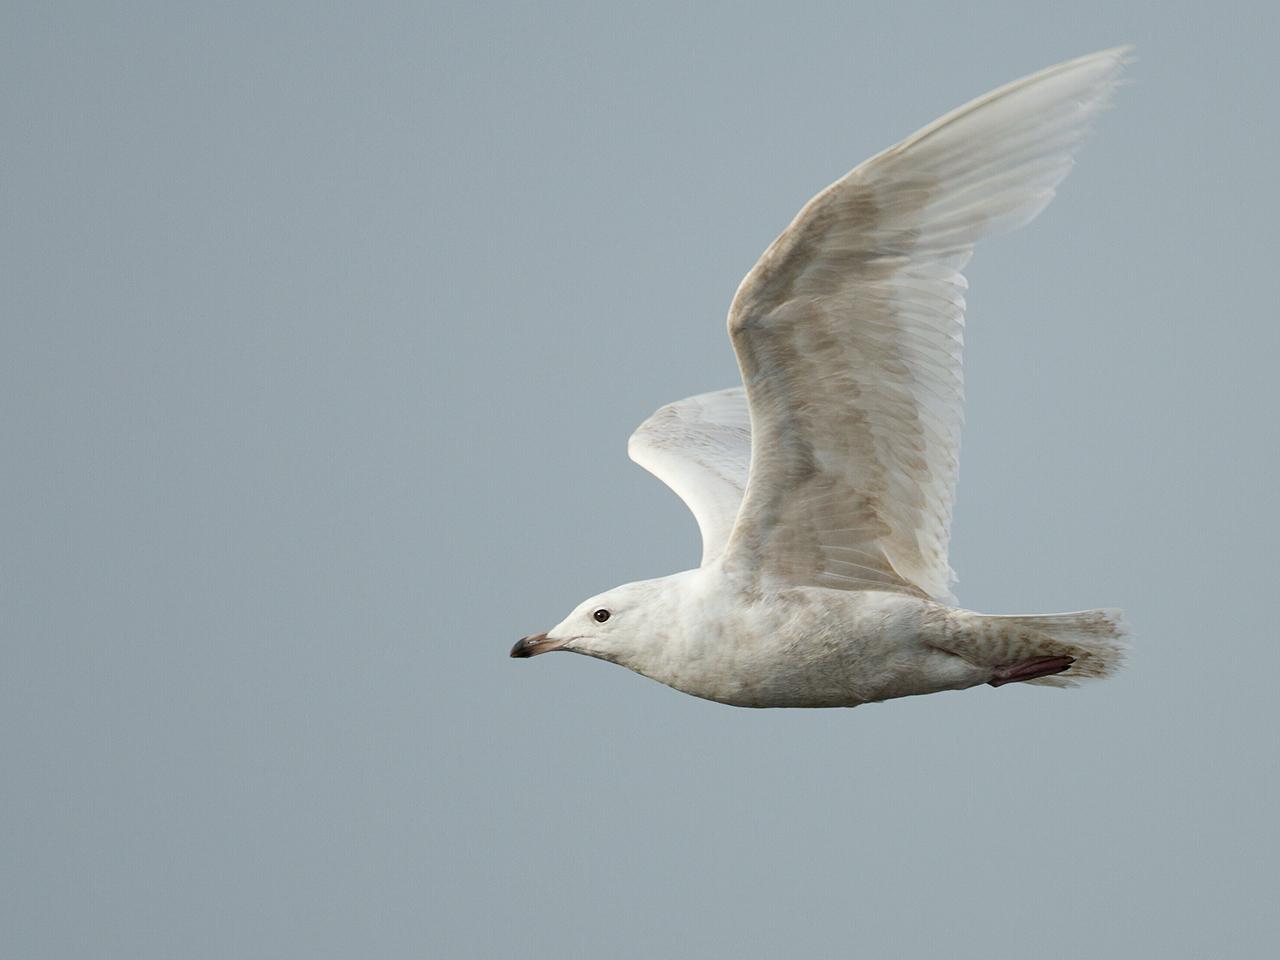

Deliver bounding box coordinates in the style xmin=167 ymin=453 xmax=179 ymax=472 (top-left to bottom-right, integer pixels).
xmin=988 ymin=655 xmax=1075 ymax=687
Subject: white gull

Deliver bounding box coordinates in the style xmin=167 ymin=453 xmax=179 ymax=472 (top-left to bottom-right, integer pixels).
xmin=513 ymin=48 xmax=1132 ymax=708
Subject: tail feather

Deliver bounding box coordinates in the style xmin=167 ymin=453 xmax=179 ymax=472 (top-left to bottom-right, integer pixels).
xmin=946 ymin=608 xmax=1131 ymax=687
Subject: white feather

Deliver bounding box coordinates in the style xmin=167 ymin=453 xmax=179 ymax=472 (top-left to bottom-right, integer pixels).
xmin=628 ymin=387 xmax=750 ymax=565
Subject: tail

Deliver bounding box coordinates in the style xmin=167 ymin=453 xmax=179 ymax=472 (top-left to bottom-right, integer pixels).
xmin=945 ymin=608 xmax=1131 ymax=687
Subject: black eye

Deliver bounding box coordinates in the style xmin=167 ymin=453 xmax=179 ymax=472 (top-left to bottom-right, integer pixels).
xmin=593 ymin=608 xmax=610 ymax=623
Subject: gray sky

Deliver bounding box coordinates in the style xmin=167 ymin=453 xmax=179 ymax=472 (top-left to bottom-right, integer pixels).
xmin=4 ymin=1 xmax=1278 ymax=957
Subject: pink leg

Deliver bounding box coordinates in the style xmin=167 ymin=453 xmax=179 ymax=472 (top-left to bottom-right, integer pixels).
xmin=988 ymin=655 xmax=1075 ymax=687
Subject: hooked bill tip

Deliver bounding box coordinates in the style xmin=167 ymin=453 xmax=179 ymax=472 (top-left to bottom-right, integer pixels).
xmin=510 ymin=633 xmax=548 ymax=658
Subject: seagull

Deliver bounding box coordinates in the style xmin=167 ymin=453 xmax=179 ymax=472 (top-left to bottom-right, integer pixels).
xmin=512 ymin=48 xmax=1131 ymax=708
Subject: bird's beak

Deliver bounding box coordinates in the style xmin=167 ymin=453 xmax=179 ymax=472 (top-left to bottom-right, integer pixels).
xmin=510 ymin=632 xmax=567 ymax=658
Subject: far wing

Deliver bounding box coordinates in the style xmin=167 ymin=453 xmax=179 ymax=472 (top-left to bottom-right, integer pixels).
xmin=628 ymin=387 xmax=751 ymax=566
xmin=723 ymin=48 xmax=1130 ymax=600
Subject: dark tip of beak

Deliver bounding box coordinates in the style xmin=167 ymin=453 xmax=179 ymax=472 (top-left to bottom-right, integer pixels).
xmin=510 ymin=633 xmax=549 ymax=658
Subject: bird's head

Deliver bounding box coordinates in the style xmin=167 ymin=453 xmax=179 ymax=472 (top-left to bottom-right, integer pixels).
xmin=510 ymin=575 xmax=682 ymax=668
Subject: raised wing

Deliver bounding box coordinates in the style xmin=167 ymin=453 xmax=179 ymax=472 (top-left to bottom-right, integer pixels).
xmin=723 ymin=48 xmax=1129 ymax=600
xmin=628 ymin=387 xmax=751 ymax=565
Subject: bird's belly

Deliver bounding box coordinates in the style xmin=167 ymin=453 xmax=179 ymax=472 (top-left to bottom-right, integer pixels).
xmin=659 ymin=590 xmax=954 ymax=708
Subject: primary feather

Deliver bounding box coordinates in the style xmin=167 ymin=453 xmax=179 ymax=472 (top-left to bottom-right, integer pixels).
xmin=628 ymin=387 xmax=751 ymax=565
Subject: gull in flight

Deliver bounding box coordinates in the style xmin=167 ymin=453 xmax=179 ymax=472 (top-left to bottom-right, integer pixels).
xmin=512 ymin=49 xmax=1132 ymax=708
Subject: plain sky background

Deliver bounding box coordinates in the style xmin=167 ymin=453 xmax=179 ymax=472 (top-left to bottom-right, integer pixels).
xmin=3 ymin=1 xmax=1278 ymax=957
